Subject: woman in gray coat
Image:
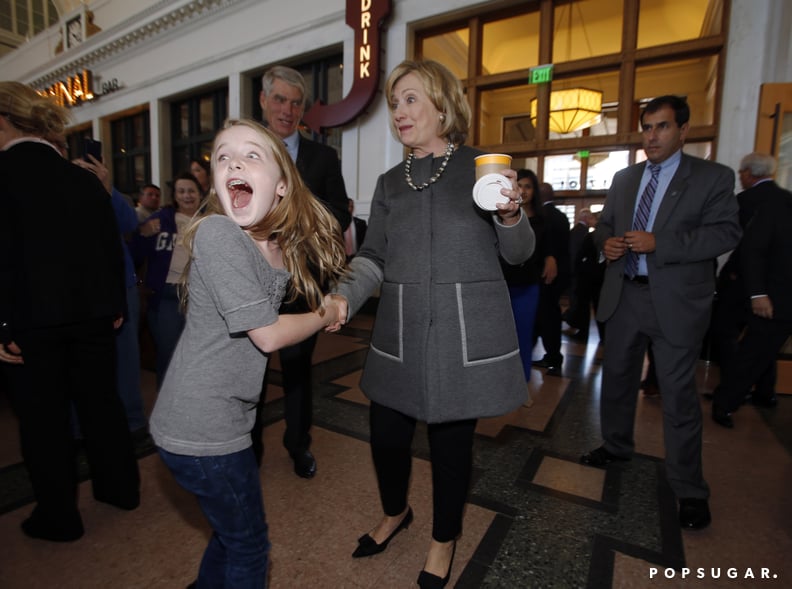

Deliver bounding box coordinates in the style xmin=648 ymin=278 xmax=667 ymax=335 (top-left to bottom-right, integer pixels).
xmin=328 ymin=60 xmax=535 ymax=588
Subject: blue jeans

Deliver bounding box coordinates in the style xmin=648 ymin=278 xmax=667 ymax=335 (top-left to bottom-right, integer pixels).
xmin=509 ymin=284 xmax=540 ymax=382
xmin=116 ymin=284 xmax=146 ymax=431
xmin=147 ymin=284 xmax=185 ymax=389
xmin=158 ymin=447 xmax=270 ymax=588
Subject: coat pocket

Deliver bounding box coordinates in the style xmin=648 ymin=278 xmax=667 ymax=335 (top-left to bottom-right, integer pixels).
xmin=455 ymin=280 xmax=520 ymax=366
xmin=369 ymin=281 xmax=403 ymax=362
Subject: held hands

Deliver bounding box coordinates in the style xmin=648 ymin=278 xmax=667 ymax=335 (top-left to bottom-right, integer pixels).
xmin=322 ymin=294 xmax=348 ymax=333
xmin=494 ymin=168 xmax=522 ymax=225
xmin=603 ymin=231 xmax=655 ymax=261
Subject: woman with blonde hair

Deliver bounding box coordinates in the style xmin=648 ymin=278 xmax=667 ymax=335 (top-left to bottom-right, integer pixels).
xmin=327 ymin=60 xmax=534 ymax=587
xmin=150 ymin=119 xmax=346 ymax=588
xmin=0 ymin=81 xmax=140 ymax=541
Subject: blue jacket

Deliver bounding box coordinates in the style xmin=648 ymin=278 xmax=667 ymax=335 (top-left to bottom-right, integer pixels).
xmin=130 ymin=206 xmax=178 ymax=310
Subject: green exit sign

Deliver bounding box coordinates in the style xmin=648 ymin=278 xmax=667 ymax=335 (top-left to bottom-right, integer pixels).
xmin=529 ymin=64 xmax=554 ymax=84
xmin=577 ymin=150 xmax=590 ymax=158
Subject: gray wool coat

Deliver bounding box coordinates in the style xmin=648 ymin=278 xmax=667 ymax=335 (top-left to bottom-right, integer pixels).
xmin=336 ymin=145 xmax=536 ymax=423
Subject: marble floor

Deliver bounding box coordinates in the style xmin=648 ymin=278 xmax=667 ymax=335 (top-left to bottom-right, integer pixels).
xmin=1 ymin=305 xmax=791 ymax=588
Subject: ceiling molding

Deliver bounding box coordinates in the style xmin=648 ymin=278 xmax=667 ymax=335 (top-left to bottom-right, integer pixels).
xmin=31 ymin=0 xmax=246 ymax=88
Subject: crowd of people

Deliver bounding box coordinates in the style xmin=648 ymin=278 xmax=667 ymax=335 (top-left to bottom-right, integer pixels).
xmin=1 ymin=58 xmax=789 ymax=588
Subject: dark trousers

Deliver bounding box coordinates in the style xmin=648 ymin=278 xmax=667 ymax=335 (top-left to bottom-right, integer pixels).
xmin=4 ymin=319 xmax=140 ymax=529
xmin=534 ymin=281 xmax=565 ymax=364
xmin=251 ymin=333 xmax=317 ymax=465
xmin=714 ymin=315 xmax=792 ymax=412
xmin=369 ymin=401 xmax=476 ymax=542
xmin=601 ymin=281 xmax=708 ymax=499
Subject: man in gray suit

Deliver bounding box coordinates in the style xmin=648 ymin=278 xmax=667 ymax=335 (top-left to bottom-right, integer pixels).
xmin=580 ymin=95 xmax=740 ymax=530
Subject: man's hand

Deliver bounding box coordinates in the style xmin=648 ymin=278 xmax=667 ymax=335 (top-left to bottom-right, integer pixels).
xmin=624 ymin=230 xmax=656 ymax=255
xmin=603 ymin=236 xmax=628 ymax=261
xmin=542 ymin=256 xmax=558 ymax=284
xmin=0 ymin=341 xmax=24 ymax=364
xmin=751 ymin=296 xmax=773 ymax=319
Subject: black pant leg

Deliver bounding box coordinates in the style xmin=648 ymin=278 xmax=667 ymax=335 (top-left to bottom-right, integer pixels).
xmin=6 ymin=327 xmax=80 ymax=525
xmin=280 ymin=333 xmax=318 ymax=455
xmin=70 ymin=319 xmax=140 ymax=507
xmin=369 ymin=402 xmax=415 ymax=516
xmin=427 ymin=418 xmax=477 ymax=542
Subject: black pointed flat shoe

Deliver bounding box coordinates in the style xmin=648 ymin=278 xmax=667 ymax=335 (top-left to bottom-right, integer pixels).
xmin=417 ymin=542 xmax=456 ymax=589
xmin=352 ymin=507 xmax=413 ymax=558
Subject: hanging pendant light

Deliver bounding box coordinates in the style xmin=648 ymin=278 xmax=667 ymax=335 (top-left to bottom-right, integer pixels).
xmin=529 ymin=0 xmax=603 ymax=135
xmin=530 ymin=88 xmax=603 ymax=134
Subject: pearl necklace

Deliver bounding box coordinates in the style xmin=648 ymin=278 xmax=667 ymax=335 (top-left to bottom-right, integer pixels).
xmin=404 ymin=141 xmax=455 ymax=191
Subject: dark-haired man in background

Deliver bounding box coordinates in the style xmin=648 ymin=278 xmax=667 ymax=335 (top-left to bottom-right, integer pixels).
xmin=580 ymin=95 xmax=740 ymax=531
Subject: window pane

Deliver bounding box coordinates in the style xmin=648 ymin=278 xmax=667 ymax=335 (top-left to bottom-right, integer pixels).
xmin=588 ymin=150 xmax=629 ymax=191
xmin=479 ymin=84 xmax=536 ymax=145
xmin=635 ymin=56 xmax=718 ymax=127
xmin=778 ymin=114 xmax=792 ymax=191
xmin=544 ymin=70 xmax=619 ymax=138
xmin=544 ymin=154 xmax=582 ymax=192
xmin=177 ymin=103 xmax=189 ymax=139
xmin=132 ymin=115 xmax=146 ymax=148
xmin=638 ymin=0 xmax=723 ymax=49
xmin=545 ymin=150 xmax=630 ymax=193
xmin=133 ymin=155 xmax=146 ymax=189
xmin=553 ymin=0 xmax=623 ymax=62
xmin=199 ymin=97 xmax=214 ymax=134
xmin=482 ymin=13 xmax=538 ymax=75
xmin=512 ymin=156 xmax=539 ymax=176
xmin=421 ymin=28 xmax=469 ymax=80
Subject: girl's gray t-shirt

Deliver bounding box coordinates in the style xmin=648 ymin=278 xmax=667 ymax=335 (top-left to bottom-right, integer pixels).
xmin=150 ymin=214 xmax=290 ymax=456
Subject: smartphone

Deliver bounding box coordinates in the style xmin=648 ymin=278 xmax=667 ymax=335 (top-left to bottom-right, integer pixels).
xmin=83 ymin=138 xmax=103 ymax=162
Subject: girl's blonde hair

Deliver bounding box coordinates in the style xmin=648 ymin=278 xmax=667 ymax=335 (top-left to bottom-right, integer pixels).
xmin=0 ymin=81 xmax=71 ymax=142
xmin=181 ymin=119 xmax=346 ymax=312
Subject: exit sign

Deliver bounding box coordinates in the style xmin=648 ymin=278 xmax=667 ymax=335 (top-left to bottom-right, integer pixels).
xmin=529 ymin=64 xmax=554 ymax=84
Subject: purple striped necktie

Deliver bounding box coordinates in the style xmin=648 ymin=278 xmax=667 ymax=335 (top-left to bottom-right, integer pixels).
xmin=624 ymin=163 xmax=661 ymax=278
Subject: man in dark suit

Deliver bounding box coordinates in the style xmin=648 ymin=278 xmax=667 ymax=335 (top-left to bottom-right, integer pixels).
xmin=711 ymin=153 xmax=783 ymax=409
xmin=580 ymin=95 xmax=741 ymax=530
xmin=253 ymin=65 xmax=351 ymax=478
xmin=711 ymin=156 xmax=792 ymax=427
xmin=344 ymin=197 xmax=368 ymax=260
xmin=533 ymin=183 xmax=570 ymax=376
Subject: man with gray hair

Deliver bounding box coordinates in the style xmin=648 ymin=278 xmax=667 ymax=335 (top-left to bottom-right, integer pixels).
xmin=711 ymin=153 xmax=791 ymax=428
xmin=251 ymin=65 xmax=351 ymax=479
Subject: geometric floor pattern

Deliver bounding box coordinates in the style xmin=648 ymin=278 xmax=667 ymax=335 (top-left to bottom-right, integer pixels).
xmin=1 ymin=304 xmax=791 ymax=588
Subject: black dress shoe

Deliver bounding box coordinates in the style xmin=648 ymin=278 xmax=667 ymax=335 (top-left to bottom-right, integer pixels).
xmin=417 ymin=541 xmax=456 ymax=589
xmin=291 ymin=450 xmax=317 ymax=479
xmin=21 ymin=514 xmax=84 ymax=542
xmin=352 ymin=507 xmax=413 ymax=558
xmin=679 ymin=498 xmax=711 ymax=530
xmin=580 ymin=446 xmax=629 ymax=467
xmin=751 ymin=394 xmax=778 ymax=408
xmin=533 ymin=358 xmax=550 ymax=368
xmin=545 ymin=365 xmax=563 ymax=377
xmin=711 ymin=405 xmax=734 ymax=429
